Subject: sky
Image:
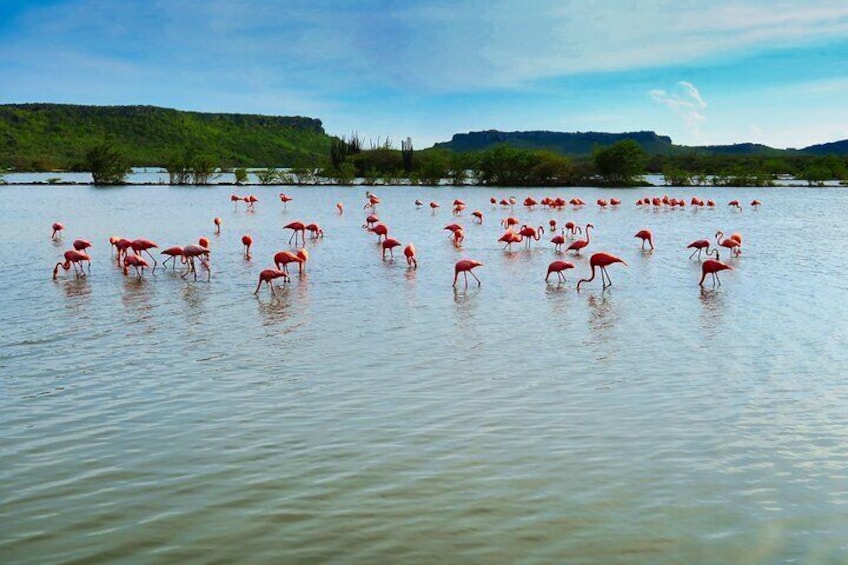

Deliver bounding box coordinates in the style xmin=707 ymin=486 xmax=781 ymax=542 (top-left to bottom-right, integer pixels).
xmin=1 ymin=0 xmax=847 ymax=149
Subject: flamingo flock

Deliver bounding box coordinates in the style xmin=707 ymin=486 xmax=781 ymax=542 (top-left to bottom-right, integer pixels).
xmin=51 ymin=191 xmax=753 ymax=293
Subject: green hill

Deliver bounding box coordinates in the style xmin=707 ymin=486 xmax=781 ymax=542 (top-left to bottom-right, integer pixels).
xmin=433 ymin=130 xmax=676 ymax=156
xmin=0 ymin=103 xmax=333 ymax=170
xmin=433 ymin=129 xmax=847 ymax=157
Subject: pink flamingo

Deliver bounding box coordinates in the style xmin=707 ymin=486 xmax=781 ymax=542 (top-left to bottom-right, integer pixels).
xmin=453 ymin=259 xmax=483 ymax=287
xmin=382 ymin=238 xmax=401 ymax=259
xmin=368 ymin=222 xmax=389 ymax=242
xmin=131 ymin=239 xmax=159 ymax=271
xmin=471 ymin=211 xmax=483 ymax=223
xmin=518 ymin=225 xmax=544 ymax=249
xmin=242 ymin=235 xmax=253 ymax=259
xmin=305 ymin=223 xmax=324 ymax=239
xmin=279 ymin=193 xmax=293 ymax=208
xmin=700 ymin=249 xmax=733 ymax=286
xmin=686 ymin=239 xmax=711 ymax=260
xmin=273 ymin=249 xmax=308 ymax=276
xmin=634 ymin=229 xmax=654 ymax=250
xmin=123 ymin=254 xmax=150 ymax=280
xmin=51 ymin=222 xmax=64 ymax=239
xmin=550 ymin=229 xmax=566 ymax=252
xmin=715 ymin=231 xmax=741 ymax=257
xmin=182 ymin=245 xmax=211 ymax=281
xmin=254 ymin=269 xmax=289 ymax=295
xmin=53 ymin=250 xmax=90 ymax=279
xmin=284 ymin=221 xmax=307 ymax=246
xmin=577 ymin=252 xmax=628 ymax=290
xmin=404 ymin=244 xmax=418 ymax=268
xmin=546 ymin=260 xmax=574 ymax=283
xmin=161 ymin=246 xmax=185 ymax=270
xmin=498 ymin=229 xmax=523 ymax=251
xmin=566 ymin=223 xmax=594 ymax=255
xmin=214 ymin=217 xmax=222 ymax=234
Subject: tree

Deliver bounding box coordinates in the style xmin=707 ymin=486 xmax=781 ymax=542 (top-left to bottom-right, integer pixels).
xmin=86 ymin=143 xmax=129 ymax=185
xmin=233 ymin=167 xmax=248 ymax=184
xmin=593 ymin=139 xmax=647 ymax=185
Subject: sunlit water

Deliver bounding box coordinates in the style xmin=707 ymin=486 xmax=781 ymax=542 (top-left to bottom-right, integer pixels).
xmin=2 ymin=183 xmax=847 ymax=563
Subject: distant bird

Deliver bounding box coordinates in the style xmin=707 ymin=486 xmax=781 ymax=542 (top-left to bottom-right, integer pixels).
xmin=700 ymin=249 xmax=733 ymax=287
xmin=382 ymin=238 xmax=401 ymax=259
xmin=279 ymin=193 xmax=293 ymax=208
xmin=546 ymin=260 xmax=574 ymax=283
xmin=182 ymin=244 xmax=211 ymax=281
xmin=686 ymin=239 xmax=711 ymax=260
xmin=214 ymin=217 xmax=222 ymax=234
xmin=715 ymin=231 xmax=742 ymax=257
xmin=254 ymin=269 xmax=289 ymax=295
xmin=567 ymin=223 xmax=594 ymax=255
xmin=51 ymin=222 xmax=64 ymax=240
xmin=634 ymin=229 xmax=654 ymax=250
xmin=368 ymin=222 xmax=389 ymax=242
xmin=577 ymin=252 xmax=627 ymax=290
xmin=130 ymin=239 xmax=159 ymax=271
xmin=161 ymin=246 xmax=184 ymax=270
xmin=241 ymin=235 xmax=253 ymax=259
xmin=305 ymin=223 xmax=324 ymax=239
xmin=471 ymin=210 xmax=483 ymax=223
xmin=336 ymin=202 xmax=344 ymax=214
xmin=453 ymin=259 xmax=483 ymax=287
xmin=53 ymin=250 xmax=89 ymax=279
xmin=750 ymin=199 xmax=761 ymax=209
xmin=122 ymin=254 xmax=149 ymax=280
xmin=404 ymin=243 xmax=418 ymax=268
xmin=284 ymin=221 xmax=307 ymax=246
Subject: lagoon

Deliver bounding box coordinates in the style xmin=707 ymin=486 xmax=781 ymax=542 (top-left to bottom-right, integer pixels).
xmin=2 ymin=183 xmax=847 ymax=563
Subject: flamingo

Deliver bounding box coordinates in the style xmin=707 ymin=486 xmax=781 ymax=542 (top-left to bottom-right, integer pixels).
xmin=242 ymin=235 xmax=253 ymax=259
xmin=336 ymin=202 xmax=344 ymax=214
xmin=273 ymin=249 xmax=307 ymax=275
xmin=453 ymin=259 xmax=483 ymax=287
xmin=214 ymin=217 xmax=222 ymax=234
xmin=51 ymin=222 xmax=64 ymax=239
xmin=53 ymin=250 xmax=90 ymax=279
xmin=567 ymin=223 xmax=594 ymax=255
xmin=610 ymin=198 xmax=621 ymax=206
xmin=245 ymin=195 xmax=258 ymax=211
xmin=198 ymin=236 xmax=210 ymax=249
xmin=254 ymin=269 xmax=289 ymax=295
xmin=363 ymin=214 xmax=380 ymax=229
xmin=750 ymin=199 xmax=761 ymax=209
xmin=161 ymin=246 xmax=184 ymax=270
xmin=550 ymin=229 xmax=566 ymax=252
xmin=415 ymin=199 xmax=423 ymax=207
xmin=231 ymin=194 xmax=243 ymax=209
xmin=122 ymin=254 xmax=149 ymax=280
xmin=429 ymin=201 xmax=440 ymax=212
xmin=364 ymin=192 xmax=381 ymax=209
xmin=182 ymin=244 xmax=211 ymax=281
xmin=549 ymin=219 xmax=557 ymax=232
xmin=700 ymin=249 xmax=733 ymax=287
xmin=501 ymin=217 xmax=520 ymax=230
xmin=686 ymin=239 xmax=711 ymax=260
xmin=450 ymin=227 xmax=465 ymax=247
xmin=728 ymin=200 xmax=742 ymax=211
xmin=715 ymin=231 xmax=742 ymax=257
xmin=404 ymin=244 xmax=418 ymax=268
xmin=498 ymin=229 xmax=523 ymax=251
xmin=452 ymin=200 xmax=466 ymax=215
xmin=523 ymin=197 xmax=538 ymax=208
xmin=564 ymin=221 xmax=582 ymax=238
xmin=518 ymin=224 xmax=544 ymax=249
xmin=471 ymin=211 xmax=483 ymax=223
xmin=382 ymin=238 xmax=401 ymax=259
xmin=634 ymin=229 xmax=654 ymax=250
xmin=597 ymin=198 xmax=608 ymax=208
xmin=284 ymin=221 xmax=307 ymax=246
xmin=305 ymin=223 xmax=324 ymax=239
xmin=113 ymin=238 xmax=133 ymax=265
xmin=72 ymin=239 xmax=93 ymax=271
xmin=576 ymin=252 xmax=627 ymax=290
xmin=130 ymin=239 xmax=159 ymax=271
xmin=279 ymin=193 xmax=293 ymax=208
xmin=368 ymin=222 xmax=389 ymax=242
xmin=546 ymin=260 xmax=574 ymax=283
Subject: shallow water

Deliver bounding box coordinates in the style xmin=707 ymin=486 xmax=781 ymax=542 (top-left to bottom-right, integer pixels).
xmin=2 ymin=183 xmax=847 ymax=563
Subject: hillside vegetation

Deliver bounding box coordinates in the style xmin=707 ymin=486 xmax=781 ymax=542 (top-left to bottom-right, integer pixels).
xmin=0 ymin=103 xmax=332 ymax=170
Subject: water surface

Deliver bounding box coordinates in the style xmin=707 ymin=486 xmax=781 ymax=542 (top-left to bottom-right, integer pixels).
xmin=2 ymin=184 xmax=847 ymax=563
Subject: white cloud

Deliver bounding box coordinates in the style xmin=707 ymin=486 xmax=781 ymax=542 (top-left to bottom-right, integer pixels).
xmin=650 ymin=82 xmax=708 ymax=134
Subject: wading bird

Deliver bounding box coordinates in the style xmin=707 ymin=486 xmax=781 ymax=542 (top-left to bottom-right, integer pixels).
xmin=577 ymin=252 xmax=627 ymax=290
xmin=546 ymin=260 xmax=574 ymax=283
xmin=453 ymin=259 xmax=483 ymax=287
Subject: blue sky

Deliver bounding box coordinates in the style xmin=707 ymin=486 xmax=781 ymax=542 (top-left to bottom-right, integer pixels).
xmin=1 ymin=0 xmax=846 ymax=149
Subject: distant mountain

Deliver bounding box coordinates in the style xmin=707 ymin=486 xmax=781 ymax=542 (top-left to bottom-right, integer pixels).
xmin=0 ymin=103 xmax=333 ymax=170
xmin=433 ymin=130 xmax=674 ymax=156
xmin=433 ymin=129 xmax=848 ymax=157
xmin=800 ymin=139 xmax=848 ymax=155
